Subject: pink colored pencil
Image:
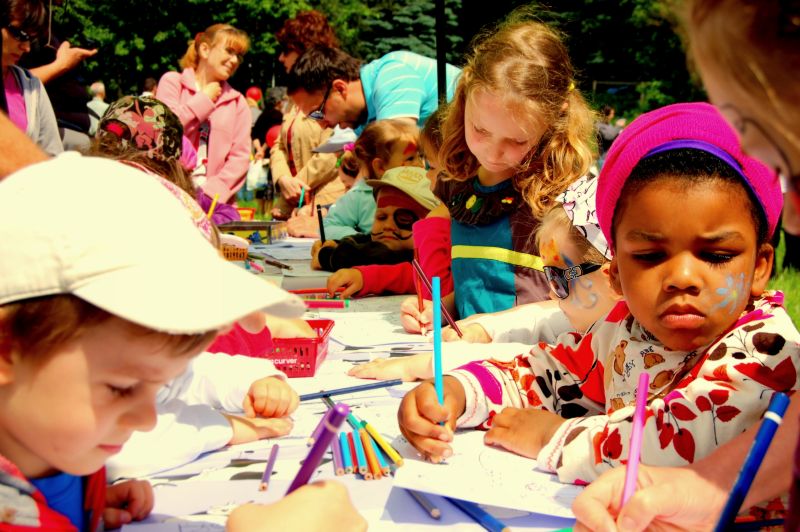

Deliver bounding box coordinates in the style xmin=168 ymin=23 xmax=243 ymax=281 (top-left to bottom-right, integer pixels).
xmin=305 ymin=299 xmax=350 ymax=309
xmin=621 ymin=373 xmax=650 ymax=505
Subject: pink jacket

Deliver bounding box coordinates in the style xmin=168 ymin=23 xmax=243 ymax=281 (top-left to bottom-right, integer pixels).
xmin=158 ymin=68 xmax=251 ymax=203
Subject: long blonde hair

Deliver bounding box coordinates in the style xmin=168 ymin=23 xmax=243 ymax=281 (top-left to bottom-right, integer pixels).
xmin=439 ymin=18 xmax=595 ymax=218
xmin=180 ymin=24 xmax=250 ymax=70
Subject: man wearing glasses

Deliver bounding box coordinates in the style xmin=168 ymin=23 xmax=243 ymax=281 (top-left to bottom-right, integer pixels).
xmin=286 ymin=46 xmax=460 ymax=133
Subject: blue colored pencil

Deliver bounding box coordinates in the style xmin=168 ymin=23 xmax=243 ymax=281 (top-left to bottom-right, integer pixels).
xmin=432 ymin=276 xmax=444 ymax=407
xmin=407 ymin=489 xmax=441 ymax=520
xmin=368 ymin=436 xmax=391 ymax=476
xmin=258 ymin=443 xmax=279 ymax=491
xmin=330 ymin=433 xmax=345 ymax=476
xmin=446 ymin=497 xmax=509 ymax=532
xmin=286 ymin=403 xmax=349 ymax=495
xmin=299 ymin=379 xmax=403 ymax=402
xmin=713 ymin=392 xmax=790 ymax=531
xmin=351 ymin=428 xmax=370 ymax=478
xmin=339 ymin=431 xmax=354 ymax=474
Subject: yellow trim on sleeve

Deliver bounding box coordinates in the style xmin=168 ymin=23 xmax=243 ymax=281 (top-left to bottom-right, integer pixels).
xmin=451 ymin=245 xmax=544 ymax=271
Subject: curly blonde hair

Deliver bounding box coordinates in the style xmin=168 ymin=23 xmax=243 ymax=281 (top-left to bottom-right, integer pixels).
xmin=439 ymin=18 xmax=595 ymax=218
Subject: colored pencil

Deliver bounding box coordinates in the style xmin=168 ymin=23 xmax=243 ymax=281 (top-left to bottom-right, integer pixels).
xmin=305 ymin=299 xmax=350 ymax=309
xmin=446 ymin=497 xmax=509 ymax=532
xmin=413 ymin=249 xmax=426 ymax=336
xmin=351 ymin=429 xmax=370 ymax=478
xmin=621 ymin=372 xmax=650 ymax=505
xmin=286 ymin=403 xmax=349 ymax=494
xmin=297 ymin=186 xmax=306 ymax=210
xmin=258 ymin=443 xmax=279 ymax=491
xmin=432 ymin=276 xmax=444 ymax=408
xmin=331 ymin=433 xmax=345 ymax=476
xmin=289 ymin=287 xmax=346 ymax=296
xmin=247 ymin=252 xmax=293 ymax=270
xmin=361 ymin=420 xmax=404 ymax=467
xmin=411 ymin=259 xmax=462 ymax=337
xmin=360 ymin=428 xmax=382 ymax=479
xmin=346 ymin=431 xmax=358 ymax=475
xmin=339 ymin=431 xmax=354 ymax=474
xmin=207 ymin=193 xmax=219 ymax=220
xmin=317 ymin=204 xmax=326 ymax=242
xmin=714 ymin=392 xmax=790 ymax=531
xmin=299 ymin=379 xmax=403 ymax=402
xmin=369 ymin=437 xmax=392 ymax=476
xmin=322 ymin=395 xmax=361 ymax=431
xmin=407 ymin=489 xmax=441 ymax=520
xmin=307 ymin=403 xmax=332 ymax=446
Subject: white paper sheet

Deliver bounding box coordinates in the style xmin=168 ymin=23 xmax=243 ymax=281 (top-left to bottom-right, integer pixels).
xmin=393 ymin=431 xmax=582 ymax=518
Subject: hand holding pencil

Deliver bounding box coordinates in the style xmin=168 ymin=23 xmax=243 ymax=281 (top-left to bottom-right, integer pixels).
xmin=397 ymin=377 xmax=465 ymax=463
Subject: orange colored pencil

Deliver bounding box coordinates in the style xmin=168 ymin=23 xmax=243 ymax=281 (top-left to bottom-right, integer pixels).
xmin=360 ymin=429 xmax=382 ymax=480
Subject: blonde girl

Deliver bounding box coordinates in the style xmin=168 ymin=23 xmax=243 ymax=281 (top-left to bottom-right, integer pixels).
xmin=403 ymin=16 xmax=595 ymax=329
xmin=158 ymin=24 xmax=251 ymax=207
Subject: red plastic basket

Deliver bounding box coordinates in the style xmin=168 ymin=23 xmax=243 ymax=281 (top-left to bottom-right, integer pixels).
xmin=267 ymin=319 xmax=334 ymax=377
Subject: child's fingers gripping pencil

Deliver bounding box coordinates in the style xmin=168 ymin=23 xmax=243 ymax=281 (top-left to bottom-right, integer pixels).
xmin=714 ymin=392 xmax=791 ymax=532
xmin=621 ymin=372 xmax=649 ymax=505
xmin=411 ymin=259 xmax=462 ymax=338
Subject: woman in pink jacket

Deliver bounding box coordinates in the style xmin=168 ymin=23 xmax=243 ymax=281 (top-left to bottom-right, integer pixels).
xmin=158 ymin=24 xmax=251 ymax=205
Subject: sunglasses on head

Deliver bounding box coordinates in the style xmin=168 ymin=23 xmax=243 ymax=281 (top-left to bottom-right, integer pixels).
xmin=308 ymin=85 xmax=331 ymax=121
xmin=543 ymin=262 xmax=603 ymax=299
xmin=5 ymin=26 xmax=33 ymax=43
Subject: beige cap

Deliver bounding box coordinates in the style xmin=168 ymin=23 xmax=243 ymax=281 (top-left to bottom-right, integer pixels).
xmin=365 ymin=166 xmax=439 ymax=211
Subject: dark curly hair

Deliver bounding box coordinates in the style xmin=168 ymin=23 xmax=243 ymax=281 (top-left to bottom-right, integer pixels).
xmin=276 ymin=10 xmax=339 ymax=54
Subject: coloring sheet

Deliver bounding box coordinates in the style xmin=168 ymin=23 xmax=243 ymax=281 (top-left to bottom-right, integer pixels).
xmin=393 ymin=431 xmax=583 ymax=518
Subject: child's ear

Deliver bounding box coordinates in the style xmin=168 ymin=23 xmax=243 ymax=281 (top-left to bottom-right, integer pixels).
xmin=608 ymin=257 xmax=624 ymax=296
xmin=372 ymin=158 xmax=386 ymax=177
xmin=750 ymin=243 xmax=775 ymax=297
xmin=0 ymin=317 xmax=16 ymax=386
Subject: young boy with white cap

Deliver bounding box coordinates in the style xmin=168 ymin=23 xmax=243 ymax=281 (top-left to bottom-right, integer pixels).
xmin=0 ymin=154 xmax=363 ymax=530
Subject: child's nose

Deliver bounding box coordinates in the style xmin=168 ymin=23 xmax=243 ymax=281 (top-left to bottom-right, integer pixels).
xmin=120 ymin=395 xmax=158 ymax=432
xmin=663 ymin=254 xmax=701 ymax=292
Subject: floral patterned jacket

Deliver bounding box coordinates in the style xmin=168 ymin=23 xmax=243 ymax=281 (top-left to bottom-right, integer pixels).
xmin=450 ymin=291 xmax=800 ymax=484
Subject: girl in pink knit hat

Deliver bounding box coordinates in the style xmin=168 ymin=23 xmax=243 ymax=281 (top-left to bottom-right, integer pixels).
xmin=397 ymin=103 xmax=800 ymax=503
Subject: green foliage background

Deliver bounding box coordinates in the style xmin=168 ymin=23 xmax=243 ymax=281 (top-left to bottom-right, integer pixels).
xmin=50 ymin=0 xmax=703 ymax=115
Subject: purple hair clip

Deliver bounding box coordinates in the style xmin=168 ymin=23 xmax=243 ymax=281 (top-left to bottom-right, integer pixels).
xmin=343 ymin=142 xmax=355 ymax=152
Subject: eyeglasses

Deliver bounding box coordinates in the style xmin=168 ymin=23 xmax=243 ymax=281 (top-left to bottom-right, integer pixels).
xmin=544 ymin=262 xmax=603 ymax=299
xmin=308 ymin=85 xmax=331 ymax=121
xmin=5 ymin=26 xmax=33 ymax=43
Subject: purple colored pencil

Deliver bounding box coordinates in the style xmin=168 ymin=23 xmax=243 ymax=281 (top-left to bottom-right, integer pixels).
xmin=258 ymin=444 xmax=280 ymax=491
xmin=286 ymin=403 xmax=350 ymax=494
xmin=307 ymin=403 xmax=333 ymax=446
xmin=331 ymin=432 xmax=345 ymax=476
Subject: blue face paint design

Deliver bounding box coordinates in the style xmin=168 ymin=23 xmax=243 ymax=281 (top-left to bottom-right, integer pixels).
xmin=712 ymin=272 xmax=746 ymax=314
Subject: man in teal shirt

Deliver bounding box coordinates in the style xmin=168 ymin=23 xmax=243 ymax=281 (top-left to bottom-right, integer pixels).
xmin=287 ymin=47 xmax=460 ymax=133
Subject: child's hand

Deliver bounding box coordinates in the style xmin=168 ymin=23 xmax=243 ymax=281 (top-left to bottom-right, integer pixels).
xmin=400 ymin=296 xmax=433 ymax=334
xmin=266 ymin=316 xmax=316 ymax=339
xmin=311 ymin=240 xmax=337 ymax=270
xmin=203 ymin=81 xmax=222 ymax=102
xmin=286 ymin=213 xmax=321 ymax=238
xmin=347 ymin=353 xmax=433 ymax=382
xmin=104 ymin=479 xmax=154 ymax=527
xmin=244 ymin=376 xmax=299 ymax=418
xmin=327 ymin=268 xmax=364 ymax=298
xmin=484 ymin=407 xmax=566 ymax=458
xmin=397 ymin=377 xmax=465 ymax=463
xmin=442 ymin=322 xmax=491 ymax=343
xmin=226 ymin=414 xmax=293 ymax=445
xmin=227 ymin=481 xmax=367 ymax=532
xmin=277 ymin=174 xmax=304 ymax=201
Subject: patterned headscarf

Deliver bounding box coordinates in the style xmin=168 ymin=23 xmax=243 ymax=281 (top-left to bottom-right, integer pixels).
xmin=98 ymin=96 xmax=183 ymax=161
xmin=557 ymin=175 xmax=611 ymax=260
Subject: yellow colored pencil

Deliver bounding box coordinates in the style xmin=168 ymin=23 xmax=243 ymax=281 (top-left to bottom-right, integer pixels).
xmin=362 ymin=421 xmax=404 ymax=467
xmin=359 ymin=429 xmax=382 ymax=479
xmin=207 ymin=193 xmax=220 ymax=220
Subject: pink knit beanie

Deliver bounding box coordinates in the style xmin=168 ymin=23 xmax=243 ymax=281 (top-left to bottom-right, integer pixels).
xmin=596 ymin=102 xmax=782 ymax=248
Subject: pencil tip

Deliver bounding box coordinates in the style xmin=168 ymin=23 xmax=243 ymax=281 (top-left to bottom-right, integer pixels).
xmin=431 ymin=509 xmax=442 ymax=519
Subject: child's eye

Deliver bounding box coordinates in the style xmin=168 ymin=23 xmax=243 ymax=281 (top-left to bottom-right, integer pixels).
xmin=632 ymin=252 xmax=665 ymax=264
xmin=473 ymin=125 xmax=488 ymax=136
xmin=107 ymin=384 xmax=136 ymax=398
xmin=702 ymin=251 xmax=735 ymax=265
xmin=512 ymin=139 xmax=528 ymax=146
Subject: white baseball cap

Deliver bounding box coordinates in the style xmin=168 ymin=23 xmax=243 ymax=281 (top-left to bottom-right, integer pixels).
xmin=312 ymin=126 xmax=357 ymax=153
xmin=0 ymin=153 xmax=305 ymax=334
